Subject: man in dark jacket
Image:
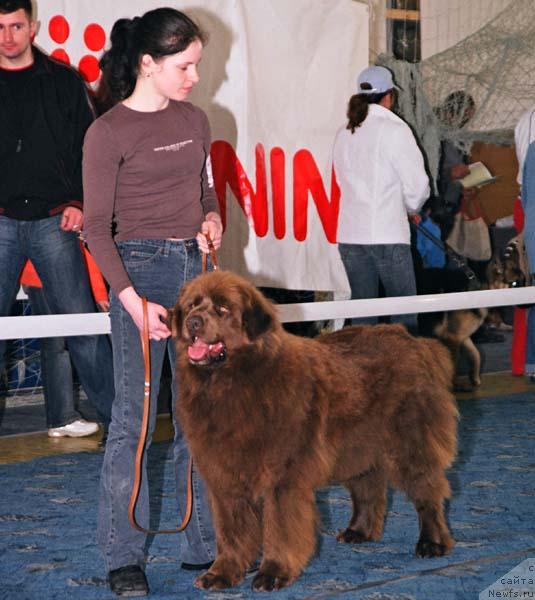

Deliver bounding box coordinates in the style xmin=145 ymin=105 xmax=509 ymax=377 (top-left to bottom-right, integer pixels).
xmin=0 ymin=0 xmax=113 ymax=436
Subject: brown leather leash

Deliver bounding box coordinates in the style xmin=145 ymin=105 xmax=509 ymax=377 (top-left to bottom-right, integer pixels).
xmin=202 ymin=234 xmax=219 ymax=272
xmin=128 ymin=233 xmax=218 ymax=534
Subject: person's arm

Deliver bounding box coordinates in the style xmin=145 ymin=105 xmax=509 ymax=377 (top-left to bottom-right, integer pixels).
xmin=515 ymin=111 xmax=534 ymax=176
xmin=196 ymin=111 xmax=223 ymax=254
xmin=389 ymin=123 xmax=430 ymax=214
xmin=83 ymin=119 xmax=131 ymax=296
xmin=67 ymin=70 xmax=96 ymax=211
xmin=450 ymin=164 xmax=470 ymax=180
xmin=118 ymin=286 xmax=171 ymax=340
xmin=60 ymin=206 xmax=84 ymax=232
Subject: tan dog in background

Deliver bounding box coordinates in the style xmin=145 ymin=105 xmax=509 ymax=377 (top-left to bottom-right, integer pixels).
xmin=418 ymin=242 xmax=520 ymax=391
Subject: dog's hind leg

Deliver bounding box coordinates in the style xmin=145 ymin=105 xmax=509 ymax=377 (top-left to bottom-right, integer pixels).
xmin=194 ymin=494 xmax=261 ymax=591
xmin=392 ymin=408 xmax=456 ymax=558
xmin=336 ymin=468 xmax=387 ymax=544
xmin=252 ymin=486 xmax=317 ymax=592
xmin=404 ymin=471 xmax=454 ymax=558
xmin=462 ymin=336 xmax=482 ymax=387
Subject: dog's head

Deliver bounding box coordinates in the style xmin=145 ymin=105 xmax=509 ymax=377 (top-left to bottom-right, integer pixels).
xmin=172 ymin=271 xmax=279 ymax=367
xmin=487 ymin=237 xmax=527 ymax=290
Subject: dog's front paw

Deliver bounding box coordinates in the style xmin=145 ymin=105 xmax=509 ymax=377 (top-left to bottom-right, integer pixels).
xmin=194 ymin=571 xmax=233 ymax=590
xmin=415 ymin=538 xmax=451 ymax=558
xmin=252 ymin=571 xmax=290 ymax=592
xmin=336 ymin=528 xmax=370 ymax=544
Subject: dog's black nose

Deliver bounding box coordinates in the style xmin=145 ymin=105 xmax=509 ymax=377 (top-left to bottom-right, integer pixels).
xmin=187 ymin=315 xmax=203 ymax=335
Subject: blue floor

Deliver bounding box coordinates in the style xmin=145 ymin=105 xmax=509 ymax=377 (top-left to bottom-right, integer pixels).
xmin=1 ymin=392 xmax=535 ymax=600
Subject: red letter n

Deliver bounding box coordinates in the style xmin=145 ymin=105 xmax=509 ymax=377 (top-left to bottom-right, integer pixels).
xmin=293 ymin=149 xmax=340 ymax=243
xmin=210 ymin=141 xmax=268 ymax=237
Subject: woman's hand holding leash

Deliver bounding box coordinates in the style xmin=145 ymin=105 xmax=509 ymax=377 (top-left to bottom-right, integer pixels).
xmin=118 ymin=286 xmax=171 ymax=341
xmin=197 ymin=211 xmax=222 ymax=253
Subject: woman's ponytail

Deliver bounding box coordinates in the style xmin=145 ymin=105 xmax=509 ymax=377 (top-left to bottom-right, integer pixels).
xmin=346 ymin=89 xmax=392 ymax=134
xmin=95 ymin=18 xmax=139 ymax=110
xmin=346 ymin=95 xmax=369 ymax=133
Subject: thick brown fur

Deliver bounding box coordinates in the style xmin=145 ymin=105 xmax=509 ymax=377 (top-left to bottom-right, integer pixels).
xmin=173 ymin=270 xmax=458 ymax=592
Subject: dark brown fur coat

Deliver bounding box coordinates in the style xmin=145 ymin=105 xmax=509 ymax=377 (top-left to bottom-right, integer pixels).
xmin=173 ymin=271 xmax=458 ymax=591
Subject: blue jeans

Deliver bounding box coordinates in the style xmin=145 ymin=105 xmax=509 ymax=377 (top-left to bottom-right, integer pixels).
xmin=338 ymin=243 xmax=418 ymax=330
xmin=526 ymin=300 xmax=535 ymax=375
xmin=0 ymin=215 xmax=114 ymax=427
xmin=25 ymin=285 xmax=90 ymax=428
xmin=97 ymin=238 xmax=215 ymax=572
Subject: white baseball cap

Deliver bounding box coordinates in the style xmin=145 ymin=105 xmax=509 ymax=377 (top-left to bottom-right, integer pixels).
xmin=357 ymin=66 xmax=400 ymax=95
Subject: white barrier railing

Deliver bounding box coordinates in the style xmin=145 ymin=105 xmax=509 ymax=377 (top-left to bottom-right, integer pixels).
xmin=1 ymin=287 xmax=534 ymax=341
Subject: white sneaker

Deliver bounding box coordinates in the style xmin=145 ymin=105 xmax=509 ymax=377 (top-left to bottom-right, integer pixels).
xmin=48 ymin=419 xmax=99 ymax=438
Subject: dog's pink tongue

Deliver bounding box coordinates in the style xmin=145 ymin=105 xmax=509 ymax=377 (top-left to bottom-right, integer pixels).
xmin=188 ymin=339 xmax=210 ymax=361
xmin=188 ymin=340 xmax=225 ymax=361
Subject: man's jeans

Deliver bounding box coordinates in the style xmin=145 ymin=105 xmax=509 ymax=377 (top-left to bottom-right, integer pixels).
xmin=0 ymin=215 xmax=113 ymax=427
xmin=97 ymin=239 xmax=215 ymax=572
xmin=338 ymin=243 xmax=418 ymax=330
xmin=25 ymin=285 xmax=88 ymax=428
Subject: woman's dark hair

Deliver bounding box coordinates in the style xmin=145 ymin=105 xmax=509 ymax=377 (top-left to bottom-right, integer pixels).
xmin=346 ymin=86 xmax=392 ymax=134
xmin=95 ymin=7 xmax=205 ymax=111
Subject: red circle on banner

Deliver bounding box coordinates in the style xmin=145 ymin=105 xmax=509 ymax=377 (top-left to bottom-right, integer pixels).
xmin=48 ymin=15 xmax=70 ymax=44
xmin=51 ymin=48 xmax=70 ymax=65
xmin=84 ymin=23 xmax=106 ymax=52
xmin=78 ymin=55 xmax=100 ymax=83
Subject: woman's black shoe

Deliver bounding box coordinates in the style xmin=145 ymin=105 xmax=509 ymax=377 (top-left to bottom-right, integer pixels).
xmin=180 ymin=560 xmax=213 ymax=571
xmin=108 ymin=565 xmax=149 ymax=597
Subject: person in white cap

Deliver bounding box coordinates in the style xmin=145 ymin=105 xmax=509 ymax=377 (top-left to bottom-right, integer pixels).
xmin=333 ymin=65 xmax=430 ymax=330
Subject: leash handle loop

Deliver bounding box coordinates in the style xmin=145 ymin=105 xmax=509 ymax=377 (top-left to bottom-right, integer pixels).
xmin=202 ymin=232 xmax=219 ymax=273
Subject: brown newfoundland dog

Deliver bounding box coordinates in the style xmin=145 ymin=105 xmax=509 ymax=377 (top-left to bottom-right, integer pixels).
xmin=173 ymin=270 xmax=458 ymax=592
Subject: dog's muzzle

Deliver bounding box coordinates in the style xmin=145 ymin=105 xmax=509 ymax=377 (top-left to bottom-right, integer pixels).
xmin=185 ymin=315 xmax=227 ymax=364
xmin=187 ymin=315 xmax=204 ymax=337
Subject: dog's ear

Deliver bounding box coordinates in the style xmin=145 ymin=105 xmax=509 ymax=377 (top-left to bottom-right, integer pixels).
xmin=167 ymin=306 xmax=182 ymax=339
xmin=242 ymin=288 xmax=275 ymax=340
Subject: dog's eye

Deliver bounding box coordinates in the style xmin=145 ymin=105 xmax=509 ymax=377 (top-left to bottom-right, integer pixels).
xmin=215 ymin=305 xmax=229 ymax=316
xmin=185 ymin=301 xmax=197 ymax=312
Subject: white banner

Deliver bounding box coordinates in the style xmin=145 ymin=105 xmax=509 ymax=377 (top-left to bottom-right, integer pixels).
xmin=34 ymin=0 xmax=369 ymax=292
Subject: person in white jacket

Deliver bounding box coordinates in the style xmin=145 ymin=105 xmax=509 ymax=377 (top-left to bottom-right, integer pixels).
xmin=333 ymin=65 xmax=430 ymax=330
